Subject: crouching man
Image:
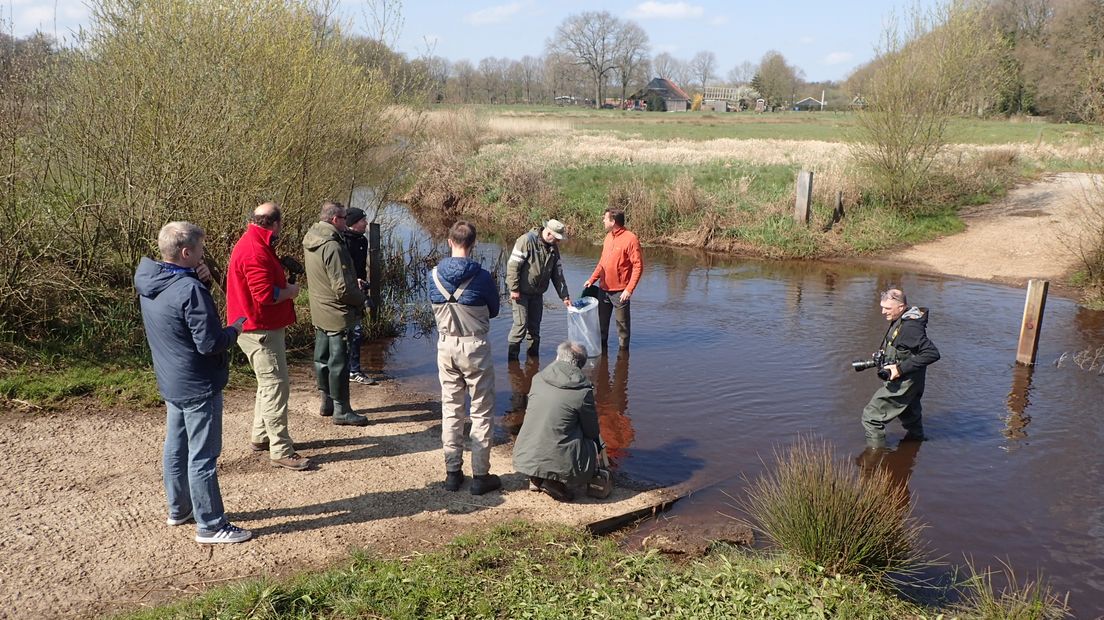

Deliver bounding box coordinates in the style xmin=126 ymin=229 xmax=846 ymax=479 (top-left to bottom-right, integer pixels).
xmin=513 ymin=341 xmax=609 ymax=502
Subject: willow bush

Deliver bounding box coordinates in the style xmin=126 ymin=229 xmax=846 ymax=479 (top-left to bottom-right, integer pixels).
xmin=0 ymin=0 xmax=398 ymax=360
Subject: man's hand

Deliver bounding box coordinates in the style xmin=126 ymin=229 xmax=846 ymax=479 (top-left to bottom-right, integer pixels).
xmin=563 ymin=297 xmax=572 ymax=308
xmin=885 ymin=364 xmax=901 ymax=381
xmin=195 ymin=263 xmax=212 ymax=285
xmin=619 ymin=290 xmax=632 ymax=303
xmin=510 ymin=291 xmax=521 ymax=301
xmin=281 ymin=283 xmax=300 ymax=301
xmin=231 ymin=316 xmax=247 ymax=335
xmin=582 ymin=280 xmax=592 ymax=289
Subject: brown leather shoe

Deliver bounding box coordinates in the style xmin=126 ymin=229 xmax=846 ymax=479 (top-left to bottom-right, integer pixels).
xmin=270 ymin=453 xmax=311 ymax=471
xmin=250 ymin=440 xmax=269 ymax=452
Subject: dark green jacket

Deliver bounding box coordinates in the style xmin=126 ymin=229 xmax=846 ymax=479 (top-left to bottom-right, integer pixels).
xmin=303 ymin=221 xmax=365 ymax=331
xmin=506 ymin=229 xmax=568 ymax=299
xmin=512 ymin=360 xmax=600 ymax=484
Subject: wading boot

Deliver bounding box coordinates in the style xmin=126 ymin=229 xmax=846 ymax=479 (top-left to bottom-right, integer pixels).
xmin=444 ymin=470 xmax=465 ymax=492
xmin=319 ymin=392 xmax=334 ymax=417
xmin=470 ymin=474 xmax=502 ymax=496
xmin=507 ymin=343 xmax=520 ymax=361
xmin=333 ymin=412 xmax=369 ymax=427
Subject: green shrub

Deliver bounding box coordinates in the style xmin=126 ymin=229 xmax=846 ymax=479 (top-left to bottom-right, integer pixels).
xmin=744 ymin=438 xmax=927 ymax=579
xmin=954 ymin=560 xmax=1072 ymax=619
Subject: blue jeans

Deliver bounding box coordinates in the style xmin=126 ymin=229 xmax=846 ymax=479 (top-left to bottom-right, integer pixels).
xmin=347 ymin=322 xmax=364 ymax=375
xmin=163 ymin=393 xmax=226 ymax=532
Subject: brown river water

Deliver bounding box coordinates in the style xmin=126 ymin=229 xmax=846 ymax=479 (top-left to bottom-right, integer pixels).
xmin=362 ymin=207 xmax=1104 ymax=615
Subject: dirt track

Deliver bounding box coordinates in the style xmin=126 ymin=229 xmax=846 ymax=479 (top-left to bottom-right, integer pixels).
xmin=0 ymin=367 xmax=669 ymax=619
xmin=894 ymin=173 xmax=1101 ymax=285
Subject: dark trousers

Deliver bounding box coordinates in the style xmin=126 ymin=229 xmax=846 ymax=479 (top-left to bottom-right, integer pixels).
xmin=347 ymin=322 xmax=364 ymax=375
xmin=597 ymin=289 xmax=631 ymax=350
xmin=314 ymin=328 xmax=351 ymax=415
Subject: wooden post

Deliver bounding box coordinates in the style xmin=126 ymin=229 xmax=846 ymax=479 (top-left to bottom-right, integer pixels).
xmin=368 ymin=222 xmax=382 ymax=323
xmin=794 ymin=170 xmax=813 ymax=225
xmin=1015 ymin=279 xmax=1048 ymax=365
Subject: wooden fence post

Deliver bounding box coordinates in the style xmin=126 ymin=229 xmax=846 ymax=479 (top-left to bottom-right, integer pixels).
xmin=794 ymin=170 xmax=813 ymax=225
xmin=1015 ymin=279 xmax=1048 ymax=365
xmin=369 ymin=222 xmax=382 ymax=323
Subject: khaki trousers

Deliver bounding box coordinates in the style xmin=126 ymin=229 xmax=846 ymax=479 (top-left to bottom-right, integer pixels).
xmin=237 ymin=329 xmax=295 ymax=459
xmin=437 ymin=334 xmax=495 ymax=476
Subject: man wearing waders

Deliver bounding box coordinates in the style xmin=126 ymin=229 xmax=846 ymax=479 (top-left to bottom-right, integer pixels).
xmin=430 ymin=221 xmax=503 ymax=495
xmin=861 ymin=288 xmax=940 ymax=447
xmin=506 ymin=219 xmax=571 ymax=360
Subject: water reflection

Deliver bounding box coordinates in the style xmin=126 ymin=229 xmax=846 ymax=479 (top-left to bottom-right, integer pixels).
xmin=502 ymin=358 xmax=540 ymax=437
xmin=855 ymin=439 xmax=923 ymax=509
xmin=589 ymin=351 xmax=634 ymax=462
xmin=1004 ymin=365 xmax=1034 ymax=443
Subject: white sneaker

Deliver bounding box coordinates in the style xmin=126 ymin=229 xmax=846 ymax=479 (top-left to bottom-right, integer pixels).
xmin=195 ymin=523 xmax=252 ymax=544
xmin=351 ymin=372 xmax=378 ymax=385
xmin=166 ymin=511 xmax=194 ymax=526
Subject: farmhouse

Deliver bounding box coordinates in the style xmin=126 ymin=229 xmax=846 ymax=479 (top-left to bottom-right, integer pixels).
xmin=631 ymin=77 xmax=691 ymax=112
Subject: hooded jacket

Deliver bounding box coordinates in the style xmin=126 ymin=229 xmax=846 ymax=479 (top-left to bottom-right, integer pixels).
xmin=303 ymin=221 xmax=365 ymax=331
xmin=429 ymin=256 xmax=500 ymax=337
xmin=134 ymin=257 xmax=239 ymax=403
xmin=882 ymin=306 xmax=941 ymax=377
xmin=512 ymin=359 xmax=601 ymax=484
xmin=226 ymin=223 xmax=295 ymax=331
xmin=506 ymin=229 xmax=568 ymax=299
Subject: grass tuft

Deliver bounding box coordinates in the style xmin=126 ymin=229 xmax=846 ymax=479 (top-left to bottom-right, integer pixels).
xmin=743 ymin=438 xmax=928 ymax=580
xmin=954 ymin=559 xmax=1072 ymax=619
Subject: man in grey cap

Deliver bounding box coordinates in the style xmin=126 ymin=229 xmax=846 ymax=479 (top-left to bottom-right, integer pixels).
xmin=506 ymin=219 xmax=571 ymax=360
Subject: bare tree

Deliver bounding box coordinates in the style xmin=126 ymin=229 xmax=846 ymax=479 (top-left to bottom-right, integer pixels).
xmin=614 ymin=21 xmax=650 ymax=104
xmin=519 ymin=55 xmax=543 ymax=103
xmin=727 ymin=60 xmax=755 ymax=85
xmin=450 ymin=59 xmax=476 ymax=103
xmin=547 ymin=10 xmax=624 ymax=108
xmin=752 ymin=50 xmax=800 ymax=107
xmin=690 ymin=50 xmax=717 ymax=92
xmin=653 ymin=51 xmax=677 ymax=79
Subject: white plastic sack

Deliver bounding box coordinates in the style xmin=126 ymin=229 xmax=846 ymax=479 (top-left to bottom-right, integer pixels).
xmin=567 ymin=296 xmax=601 ymax=357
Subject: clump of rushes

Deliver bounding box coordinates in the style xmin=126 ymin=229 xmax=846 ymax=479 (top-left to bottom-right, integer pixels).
xmin=954 ymin=559 xmax=1072 ymax=620
xmin=744 ymin=438 xmax=927 ymax=579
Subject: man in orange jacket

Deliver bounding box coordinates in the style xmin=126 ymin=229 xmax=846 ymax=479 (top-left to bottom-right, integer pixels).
xmin=583 ymin=208 xmax=643 ymax=354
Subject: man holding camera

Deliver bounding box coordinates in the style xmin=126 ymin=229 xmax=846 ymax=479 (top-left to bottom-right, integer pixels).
xmin=860 ymin=288 xmax=941 ymax=447
xmin=303 ymin=201 xmax=369 ymax=427
xmin=227 ymin=202 xmax=311 ymax=471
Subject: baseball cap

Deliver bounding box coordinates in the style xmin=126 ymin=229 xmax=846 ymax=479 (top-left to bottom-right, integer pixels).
xmin=545 ymin=219 xmax=567 ymax=240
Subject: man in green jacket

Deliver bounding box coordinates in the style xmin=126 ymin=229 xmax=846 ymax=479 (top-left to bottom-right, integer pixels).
xmin=303 ymin=201 xmax=368 ymax=427
xmin=512 ymin=341 xmax=603 ymax=502
xmin=506 ymin=219 xmax=571 ymax=360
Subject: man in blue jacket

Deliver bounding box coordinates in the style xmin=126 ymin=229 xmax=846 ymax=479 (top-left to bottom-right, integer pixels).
xmin=429 ymin=220 xmax=502 ymax=495
xmin=134 ymin=221 xmax=250 ymax=544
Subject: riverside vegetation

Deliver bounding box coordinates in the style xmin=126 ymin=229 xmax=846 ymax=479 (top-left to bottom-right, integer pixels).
xmin=119 ymin=442 xmax=1071 ymax=620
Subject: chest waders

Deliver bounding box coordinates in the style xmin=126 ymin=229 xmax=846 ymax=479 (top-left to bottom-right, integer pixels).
xmin=861 ymin=318 xmax=925 ymax=446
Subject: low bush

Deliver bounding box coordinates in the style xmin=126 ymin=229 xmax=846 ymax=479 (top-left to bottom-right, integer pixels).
xmin=743 ymin=438 xmax=927 ymax=579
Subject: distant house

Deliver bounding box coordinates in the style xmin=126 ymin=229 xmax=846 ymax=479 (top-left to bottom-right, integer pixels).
xmin=793 ymin=96 xmax=824 ymax=111
xmin=630 ymin=77 xmax=691 ymax=112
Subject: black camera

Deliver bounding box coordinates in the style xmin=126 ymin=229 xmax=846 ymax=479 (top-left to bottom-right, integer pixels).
xmin=279 ymin=256 xmax=305 ymax=284
xmin=852 ymin=350 xmax=892 ymax=380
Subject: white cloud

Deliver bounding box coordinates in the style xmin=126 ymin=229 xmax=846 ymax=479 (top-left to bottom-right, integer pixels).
xmin=463 ymin=2 xmax=527 ymax=26
xmin=628 ymin=2 xmax=705 ymax=20
xmin=823 ymin=51 xmax=854 ymax=65
xmin=708 ymin=15 xmax=730 ymax=26
xmin=9 ymin=1 xmax=90 ymax=36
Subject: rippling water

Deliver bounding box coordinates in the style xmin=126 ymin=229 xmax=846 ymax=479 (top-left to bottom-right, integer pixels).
xmin=361 ymin=203 xmax=1104 ymax=615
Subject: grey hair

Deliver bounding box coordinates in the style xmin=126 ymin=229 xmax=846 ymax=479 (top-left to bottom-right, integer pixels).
xmin=881 ymin=288 xmax=908 ymax=306
xmin=319 ymin=201 xmax=345 ymax=222
xmin=556 ymin=341 xmax=588 ymax=368
xmin=157 ymin=221 xmax=205 ymax=262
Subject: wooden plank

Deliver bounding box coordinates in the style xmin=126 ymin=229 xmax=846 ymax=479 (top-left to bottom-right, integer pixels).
xmin=1015 ymin=279 xmax=1048 ymax=365
xmin=794 ymin=170 xmax=813 ymax=226
xmin=585 ymin=495 xmax=682 ymax=537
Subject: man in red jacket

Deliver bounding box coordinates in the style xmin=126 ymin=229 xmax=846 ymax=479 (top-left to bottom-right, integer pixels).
xmin=226 ymin=202 xmax=311 ymax=471
xmin=583 ymin=208 xmax=643 ymax=354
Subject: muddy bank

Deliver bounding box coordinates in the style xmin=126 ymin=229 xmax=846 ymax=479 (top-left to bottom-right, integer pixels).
xmin=0 ymin=366 xmax=671 ymax=619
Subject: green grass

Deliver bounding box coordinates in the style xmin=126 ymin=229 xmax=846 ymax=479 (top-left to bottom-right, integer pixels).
xmin=464 ymin=104 xmax=1104 ymax=147
xmin=0 ymin=364 xmax=162 ymax=407
xmin=117 ymin=521 xmax=935 ymax=620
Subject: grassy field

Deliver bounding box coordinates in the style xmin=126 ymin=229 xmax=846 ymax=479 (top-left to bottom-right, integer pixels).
xmin=470 ymin=104 xmax=1104 ymax=148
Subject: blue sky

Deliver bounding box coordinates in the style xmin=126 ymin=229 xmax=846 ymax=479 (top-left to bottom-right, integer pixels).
xmin=5 ymin=0 xmax=933 ymax=82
